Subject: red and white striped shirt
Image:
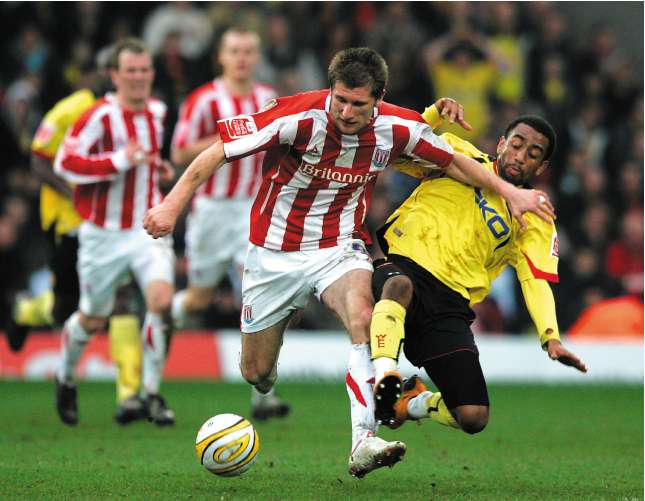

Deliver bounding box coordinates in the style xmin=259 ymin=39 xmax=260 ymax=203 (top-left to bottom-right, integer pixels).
xmin=54 ymin=93 xmax=166 ymax=231
xmin=172 ymin=78 xmax=276 ymax=200
xmin=218 ymin=90 xmax=454 ymax=252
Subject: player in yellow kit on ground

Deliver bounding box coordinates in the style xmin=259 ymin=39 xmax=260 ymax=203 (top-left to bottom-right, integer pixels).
xmin=4 ymin=50 xmax=146 ymax=425
xmin=370 ymin=103 xmax=587 ymax=432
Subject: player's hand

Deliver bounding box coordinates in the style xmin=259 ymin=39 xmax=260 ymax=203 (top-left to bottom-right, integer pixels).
xmin=507 ymin=187 xmax=555 ymax=232
xmin=143 ymin=202 xmax=178 ymax=239
xmin=125 ymin=141 xmax=154 ymax=166
xmin=546 ymin=339 xmax=588 ymax=373
xmin=435 ymin=97 xmax=473 ymax=131
xmin=157 ymin=159 xmax=175 ymax=183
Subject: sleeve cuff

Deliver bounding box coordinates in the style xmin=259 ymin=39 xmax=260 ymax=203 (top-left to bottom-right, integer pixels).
xmin=111 ymin=149 xmax=131 ymax=172
xmin=421 ymin=105 xmax=442 ymax=129
xmin=540 ymin=329 xmax=561 ymax=350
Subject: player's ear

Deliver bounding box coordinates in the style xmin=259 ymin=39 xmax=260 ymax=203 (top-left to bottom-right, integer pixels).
xmin=496 ymin=136 xmax=505 ymax=155
xmin=376 ymin=89 xmax=386 ymax=105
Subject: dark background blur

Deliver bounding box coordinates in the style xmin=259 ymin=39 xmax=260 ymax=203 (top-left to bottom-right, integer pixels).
xmin=0 ymin=1 xmax=642 ymax=336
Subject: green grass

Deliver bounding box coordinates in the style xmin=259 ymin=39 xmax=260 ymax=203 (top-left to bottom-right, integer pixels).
xmin=0 ymin=381 xmax=642 ymax=500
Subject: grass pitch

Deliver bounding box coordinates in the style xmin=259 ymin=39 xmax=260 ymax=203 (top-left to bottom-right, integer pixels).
xmin=0 ymin=380 xmax=642 ymax=500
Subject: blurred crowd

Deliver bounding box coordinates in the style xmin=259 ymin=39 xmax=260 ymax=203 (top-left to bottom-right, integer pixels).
xmin=0 ymin=1 xmax=642 ymax=335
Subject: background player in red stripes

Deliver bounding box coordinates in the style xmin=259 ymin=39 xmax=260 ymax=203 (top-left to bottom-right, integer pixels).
xmin=54 ymin=38 xmax=177 ymax=427
xmin=170 ymin=27 xmax=289 ymax=421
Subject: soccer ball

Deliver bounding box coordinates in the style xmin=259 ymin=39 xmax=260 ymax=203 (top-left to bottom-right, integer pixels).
xmin=195 ymin=413 xmax=260 ymax=477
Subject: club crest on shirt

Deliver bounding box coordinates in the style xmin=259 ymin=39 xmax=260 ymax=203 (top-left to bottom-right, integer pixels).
xmin=259 ymin=99 xmax=277 ymax=112
xmin=224 ymin=115 xmax=258 ymax=138
xmin=551 ymin=231 xmax=559 ymax=258
xmin=372 ymin=148 xmax=391 ymax=168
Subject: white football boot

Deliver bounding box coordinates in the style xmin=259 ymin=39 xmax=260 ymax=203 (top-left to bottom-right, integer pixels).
xmin=348 ymin=433 xmax=407 ymax=478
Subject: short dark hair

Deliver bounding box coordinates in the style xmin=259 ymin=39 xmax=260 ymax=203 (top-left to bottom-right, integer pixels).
xmin=328 ymin=47 xmax=388 ymax=99
xmin=109 ymin=37 xmax=149 ymax=70
xmin=504 ymin=115 xmax=557 ymax=161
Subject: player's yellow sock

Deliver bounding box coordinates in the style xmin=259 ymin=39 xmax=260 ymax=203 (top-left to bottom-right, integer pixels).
xmin=109 ymin=314 xmax=141 ymax=403
xmin=370 ymin=299 xmax=406 ymax=360
xmin=15 ymin=290 xmax=54 ymax=326
xmin=425 ymin=392 xmax=459 ymax=429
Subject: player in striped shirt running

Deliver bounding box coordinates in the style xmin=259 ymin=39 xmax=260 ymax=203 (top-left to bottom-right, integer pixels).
xmin=144 ymin=47 xmax=553 ymax=477
xmin=54 ymin=38 xmax=177 ymax=427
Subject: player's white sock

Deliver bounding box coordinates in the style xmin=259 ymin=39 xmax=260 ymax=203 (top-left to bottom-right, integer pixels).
xmin=57 ymin=311 xmax=91 ymax=385
xmin=171 ymin=290 xmax=188 ymax=329
xmin=407 ymin=391 xmax=434 ymax=419
xmin=251 ymin=386 xmax=275 ymax=404
xmin=142 ymin=312 xmax=170 ymax=395
xmin=345 ymin=343 xmax=377 ymax=450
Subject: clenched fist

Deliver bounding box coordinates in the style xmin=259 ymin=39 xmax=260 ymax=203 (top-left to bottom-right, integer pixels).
xmin=143 ymin=202 xmax=178 ymax=239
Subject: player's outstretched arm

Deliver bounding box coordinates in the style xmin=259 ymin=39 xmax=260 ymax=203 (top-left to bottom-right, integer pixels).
xmin=448 ymin=153 xmax=555 ymax=230
xmin=423 ymin=98 xmax=472 ymax=131
xmin=143 ymin=140 xmax=226 ymax=238
xmin=545 ymin=339 xmax=588 ymax=373
xmin=519 ymin=278 xmax=587 ymax=373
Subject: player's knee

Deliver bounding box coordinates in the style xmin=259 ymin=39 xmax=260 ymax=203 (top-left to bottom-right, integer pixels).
xmin=381 ymin=275 xmax=413 ymax=307
xmin=79 ymin=313 xmax=107 ymax=334
xmin=456 ymin=406 xmax=489 ymax=435
xmin=146 ymin=282 xmax=174 ymax=314
xmin=240 ymin=360 xmax=275 ymax=390
xmin=348 ymin=299 xmax=374 ymax=336
xmin=184 ymin=287 xmax=214 ymax=312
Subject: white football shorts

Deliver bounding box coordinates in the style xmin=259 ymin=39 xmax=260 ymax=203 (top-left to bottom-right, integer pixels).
xmin=77 ymin=221 xmax=175 ymax=317
xmin=185 ymin=197 xmax=252 ymax=288
xmin=240 ymin=238 xmax=373 ymax=333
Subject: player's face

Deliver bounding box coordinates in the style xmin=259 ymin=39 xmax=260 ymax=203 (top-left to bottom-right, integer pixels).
xmin=496 ymin=123 xmax=549 ymax=186
xmin=219 ymin=32 xmax=260 ymax=82
xmin=112 ymin=50 xmax=154 ymax=107
xmin=329 ymin=82 xmax=381 ymax=135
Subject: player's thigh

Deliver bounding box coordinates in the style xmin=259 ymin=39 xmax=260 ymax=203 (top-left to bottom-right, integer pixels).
xmin=315 ymin=239 xmax=374 ymax=343
xmin=240 ymin=244 xmax=311 ymax=334
xmin=184 ymin=285 xmax=217 ymax=311
xmin=131 ymin=233 xmax=175 ymax=304
xmin=77 ymin=224 xmax=130 ymax=317
xmin=423 ymin=347 xmax=490 ymax=410
xmin=186 ymin=199 xmax=250 ymax=288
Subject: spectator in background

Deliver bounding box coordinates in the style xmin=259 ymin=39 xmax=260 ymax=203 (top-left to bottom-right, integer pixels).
xmin=142 ymin=1 xmax=213 ymax=62
xmin=483 ymin=1 xmax=525 ymax=106
xmin=255 ymin=12 xmax=323 ymax=94
xmin=605 ymin=208 xmax=644 ymax=296
xmin=423 ymin=24 xmax=503 ymax=142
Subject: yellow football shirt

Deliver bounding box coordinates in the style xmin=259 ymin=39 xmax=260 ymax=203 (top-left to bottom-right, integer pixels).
xmin=31 ymin=88 xmax=96 ymax=235
xmin=385 ymin=133 xmax=559 ymax=307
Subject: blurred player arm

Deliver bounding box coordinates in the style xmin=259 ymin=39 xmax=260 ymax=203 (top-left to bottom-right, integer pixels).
xmin=54 ymin=113 xmax=153 ymax=184
xmin=31 ymin=153 xmax=73 ymax=199
xmin=520 ymin=277 xmax=587 ymax=372
xmin=171 ymin=134 xmax=220 ymax=167
xmin=144 ymin=140 xmax=226 ymax=238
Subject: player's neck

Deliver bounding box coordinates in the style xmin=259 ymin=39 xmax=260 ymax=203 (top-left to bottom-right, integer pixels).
xmin=221 ymin=75 xmax=253 ymax=96
xmin=116 ymin=93 xmax=147 ymax=112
